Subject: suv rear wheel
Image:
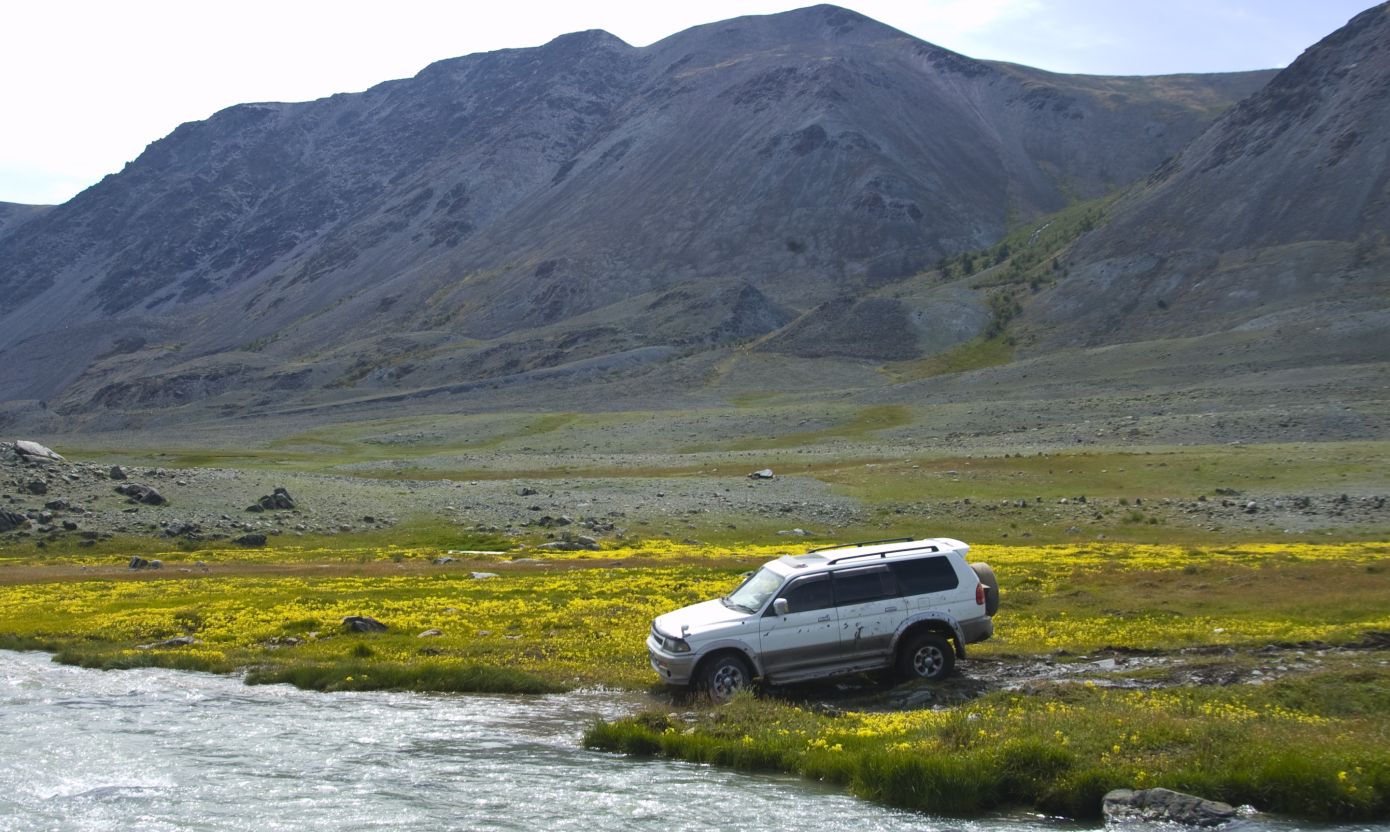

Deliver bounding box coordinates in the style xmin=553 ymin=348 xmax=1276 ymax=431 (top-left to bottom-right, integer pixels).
xmin=898 ymin=632 xmax=955 ymax=681
xmin=698 ymin=653 xmax=752 ymax=702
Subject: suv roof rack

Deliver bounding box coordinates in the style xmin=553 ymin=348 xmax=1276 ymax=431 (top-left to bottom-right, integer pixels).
xmin=808 ymin=537 xmax=913 ymax=554
xmin=825 ymin=543 xmax=940 ymax=565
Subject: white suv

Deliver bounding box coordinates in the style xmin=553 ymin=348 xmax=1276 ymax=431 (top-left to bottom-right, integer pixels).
xmin=647 ymin=537 xmax=998 ymax=699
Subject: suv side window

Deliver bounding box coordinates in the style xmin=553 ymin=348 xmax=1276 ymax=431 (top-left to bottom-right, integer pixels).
xmin=890 ymin=556 xmax=960 ymax=595
xmin=832 ymin=566 xmax=899 ymax=606
xmin=768 ymin=574 xmax=833 ymax=615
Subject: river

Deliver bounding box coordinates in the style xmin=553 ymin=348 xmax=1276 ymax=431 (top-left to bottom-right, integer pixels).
xmin=1 ymin=650 xmax=1381 ymax=832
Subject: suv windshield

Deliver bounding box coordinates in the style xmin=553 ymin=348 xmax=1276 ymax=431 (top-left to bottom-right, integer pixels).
xmin=723 ymin=566 xmax=783 ymax=613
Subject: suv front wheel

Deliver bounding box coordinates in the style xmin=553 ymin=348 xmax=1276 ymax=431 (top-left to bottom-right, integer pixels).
xmin=698 ymin=653 xmax=752 ymax=702
xmin=898 ymin=632 xmax=955 ymax=681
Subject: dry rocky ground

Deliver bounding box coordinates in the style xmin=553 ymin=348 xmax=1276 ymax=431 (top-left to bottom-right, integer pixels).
xmin=2 ymin=436 xmax=1388 ymax=553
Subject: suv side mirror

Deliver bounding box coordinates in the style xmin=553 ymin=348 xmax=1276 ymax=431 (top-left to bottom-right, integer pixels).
xmin=773 ymin=598 xmax=789 ymax=616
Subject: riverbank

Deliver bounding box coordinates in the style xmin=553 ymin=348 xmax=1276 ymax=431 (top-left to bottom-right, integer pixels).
xmin=2 ymin=539 xmax=1387 ymax=821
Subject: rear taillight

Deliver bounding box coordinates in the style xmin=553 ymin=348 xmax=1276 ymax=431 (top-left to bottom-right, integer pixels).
xmin=975 ymin=582 xmax=986 ymax=606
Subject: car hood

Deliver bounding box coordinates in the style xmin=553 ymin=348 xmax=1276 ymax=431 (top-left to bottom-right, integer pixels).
xmin=654 ymin=599 xmax=753 ymax=639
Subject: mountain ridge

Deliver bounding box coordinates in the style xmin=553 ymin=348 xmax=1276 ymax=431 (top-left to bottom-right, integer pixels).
xmin=0 ymin=4 xmax=1307 ymax=431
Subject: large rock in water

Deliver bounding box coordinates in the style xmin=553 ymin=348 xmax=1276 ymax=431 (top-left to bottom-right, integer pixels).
xmin=1103 ymin=788 xmax=1239 ymax=827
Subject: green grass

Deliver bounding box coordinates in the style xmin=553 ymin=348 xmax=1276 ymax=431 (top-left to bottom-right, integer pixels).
xmin=880 ymin=337 xmax=1016 ymax=382
xmin=810 ymin=442 xmax=1390 ymax=504
xmin=0 ymin=518 xmax=515 ymax=564
xmin=587 ymin=672 xmax=1390 ymax=821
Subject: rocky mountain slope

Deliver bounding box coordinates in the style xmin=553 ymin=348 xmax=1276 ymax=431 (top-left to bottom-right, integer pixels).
xmin=1027 ymin=2 xmax=1390 ymax=350
xmin=0 ymin=5 xmax=1274 ymax=429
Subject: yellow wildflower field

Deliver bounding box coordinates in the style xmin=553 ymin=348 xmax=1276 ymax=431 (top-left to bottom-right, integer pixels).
xmin=0 ymin=540 xmax=1385 ymax=688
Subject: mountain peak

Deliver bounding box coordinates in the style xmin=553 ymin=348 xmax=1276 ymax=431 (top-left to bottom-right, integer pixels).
xmin=542 ymin=29 xmax=631 ymax=52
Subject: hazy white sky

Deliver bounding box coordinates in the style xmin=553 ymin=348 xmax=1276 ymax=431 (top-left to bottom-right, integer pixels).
xmin=0 ymin=0 xmax=1376 ymax=205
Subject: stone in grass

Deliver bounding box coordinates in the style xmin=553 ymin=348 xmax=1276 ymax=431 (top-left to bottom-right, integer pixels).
xmin=128 ymin=556 xmax=163 ymax=570
xmin=1103 ymin=788 xmax=1239 ymax=827
xmin=342 ymin=616 xmax=388 ymax=633
xmin=469 ymin=571 xmax=499 ymax=579
xmin=0 ymin=509 xmax=28 ymax=533
xmin=137 ymin=635 xmax=197 ymax=650
xmin=417 ymin=629 xmax=444 ymax=638
xmin=748 ymin=468 xmax=775 ymax=480
xmin=233 ymin=533 xmax=268 ymax=547
xmin=116 ymin=483 xmax=167 ymax=506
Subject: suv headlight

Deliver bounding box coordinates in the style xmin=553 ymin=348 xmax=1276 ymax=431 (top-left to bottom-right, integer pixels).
xmin=664 ymin=636 xmax=691 ymax=653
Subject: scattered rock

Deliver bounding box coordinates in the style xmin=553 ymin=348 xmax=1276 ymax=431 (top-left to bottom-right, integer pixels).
xmin=128 ymin=556 xmax=149 ymax=569
xmin=417 ymin=629 xmax=444 ymax=638
xmin=25 ymin=479 xmax=48 ymax=495
xmin=517 ymin=487 xmax=539 ymax=496
xmin=342 ymin=615 xmax=388 ymax=633
xmin=748 ymin=468 xmax=775 ymax=480
xmin=14 ymin=441 xmax=64 ymax=462
xmin=109 ymin=465 xmax=128 ymax=480
xmin=470 ymin=571 xmax=500 ymax=579
xmin=777 ymin=528 xmax=810 ymax=536
xmin=1103 ymin=787 xmax=1239 ymax=827
xmin=433 ymin=556 xmax=457 ymax=565
xmin=233 ymin=533 xmax=268 ymax=547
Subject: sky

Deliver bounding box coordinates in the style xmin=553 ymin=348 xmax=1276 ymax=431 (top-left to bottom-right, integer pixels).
xmin=0 ymin=0 xmax=1377 ymax=206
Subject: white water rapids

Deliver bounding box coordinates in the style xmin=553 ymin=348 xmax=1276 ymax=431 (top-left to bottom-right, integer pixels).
xmin=1 ymin=650 xmax=1381 ymax=832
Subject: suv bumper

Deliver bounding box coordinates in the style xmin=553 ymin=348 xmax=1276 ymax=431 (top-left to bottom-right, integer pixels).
xmin=647 ymin=634 xmax=697 ymax=686
xmin=960 ymin=615 xmax=993 ymax=645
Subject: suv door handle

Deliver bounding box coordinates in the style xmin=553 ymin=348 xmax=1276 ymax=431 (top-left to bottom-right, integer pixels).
xmin=817 ymin=615 xmax=832 ymax=622
xmin=884 ymin=606 xmax=899 ymax=612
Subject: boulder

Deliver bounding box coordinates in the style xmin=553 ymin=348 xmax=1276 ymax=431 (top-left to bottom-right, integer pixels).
xmin=536 ymin=540 xmax=600 ymax=552
xmin=417 ymin=629 xmax=444 ymax=638
xmin=748 ymin=468 xmax=775 ymax=479
xmin=14 ymin=440 xmax=64 ymax=462
xmin=109 ymin=465 xmax=128 ymax=480
xmin=342 ymin=615 xmax=388 ymax=633
xmin=0 ymin=510 xmax=30 ymax=533
xmin=25 ymin=479 xmax=48 ymax=495
xmin=116 ymin=483 xmax=167 ymax=506
xmin=469 ymin=571 xmax=500 ymax=579
xmin=253 ymin=487 xmax=296 ymax=511
xmin=233 ymin=533 xmax=268 ymax=547
xmin=1103 ymin=788 xmax=1239 ymax=827
xmin=129 ymin=556 xmax=149 ymax=569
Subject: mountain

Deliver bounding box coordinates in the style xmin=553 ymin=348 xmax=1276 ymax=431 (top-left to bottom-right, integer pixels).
xmin=0 ymin=5 xmax=1276 ymax=428
xmin=0 ymin=202 xmax=49 ymax=240
xmin=1028 ymin=2 xmax=1390 ymax=349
